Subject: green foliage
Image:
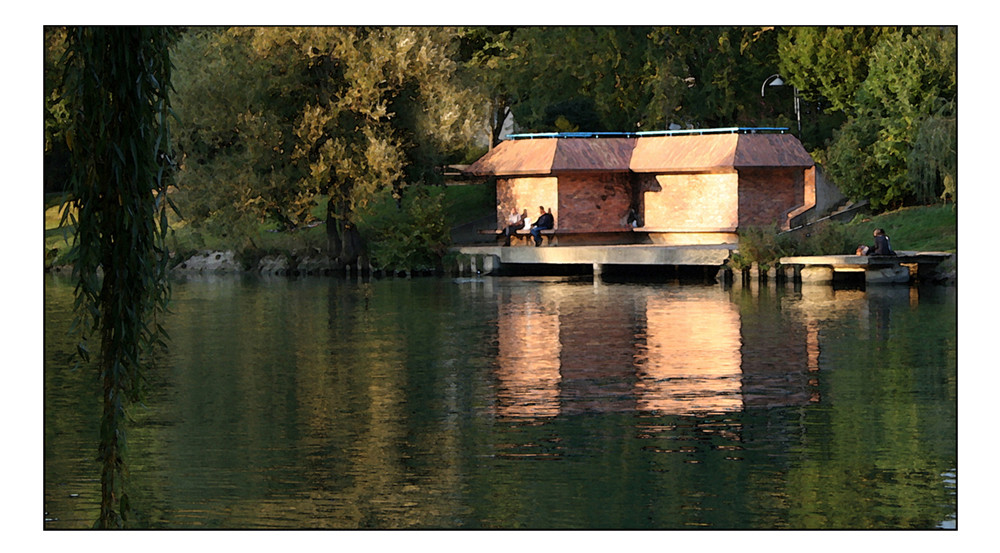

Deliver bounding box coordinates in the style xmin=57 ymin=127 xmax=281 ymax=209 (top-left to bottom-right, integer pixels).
xmin=169 ymin=28 xmax=307 ymax=242
xmin=731 ymin=225 xmax=794 ymax=270
xmin=734 ymin=221 xmax=863 ymax=269
xmin=777 ymin=27 xmax=890 ymax=114
xmin=908 ymin=103 xmax=957 ymax=204
xmin=668 ymin=27 xmax=781 ymax=129
xmin=788 ymin=221 xmax=856 ymax=256
xmin=499 ymin=27 xmax=668 ymax=131
xmin=823 ymin=28 xmax=956 ymax=211
xmin=441 ymin=182 xmax=496 ymax=224
xmin=61 ymin=26 xmax=177 ymax=528
xmin=360 ymin=186 xmax=451 ymax=272
xmin=170 ymin=27 xmax=480 ymax=264
xmin=44 ymin=27 xmax=73 ymax=193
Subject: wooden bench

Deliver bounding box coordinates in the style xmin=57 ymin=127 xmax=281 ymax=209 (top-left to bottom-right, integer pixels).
xmin=479 ymin=228 xmax=556 ymax=246
xmin=631 ymin=227 xmax=737 ymax=233
xmin=479 ymin=228 xmax=636 ymax=246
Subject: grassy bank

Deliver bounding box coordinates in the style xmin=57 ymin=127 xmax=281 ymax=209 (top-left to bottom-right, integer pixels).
xmin=841 ymin=204 xmax=957 ymax=253
xmin=731 ymin=203 xmax=957 ymax=271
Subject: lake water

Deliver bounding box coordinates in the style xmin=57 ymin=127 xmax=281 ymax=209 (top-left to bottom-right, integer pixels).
xmin=43 ymin=273 xmax=957 ymax=529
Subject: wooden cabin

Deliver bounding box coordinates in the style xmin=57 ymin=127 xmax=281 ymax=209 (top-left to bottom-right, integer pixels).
xmin=464 ymin=129 xmax=816 ymax=246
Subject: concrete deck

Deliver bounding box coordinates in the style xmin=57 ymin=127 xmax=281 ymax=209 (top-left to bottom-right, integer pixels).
xmin=779 ymin=251 xmax=953 ymax=268
xmin=779 ymin=251 xmax=954 ymax=284
xmin=452 ymin=243 xmax=738 ymax=275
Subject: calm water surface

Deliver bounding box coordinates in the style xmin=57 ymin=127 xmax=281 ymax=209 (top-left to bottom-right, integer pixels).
xmin=44 ymin=273 xmax=957 ymax=529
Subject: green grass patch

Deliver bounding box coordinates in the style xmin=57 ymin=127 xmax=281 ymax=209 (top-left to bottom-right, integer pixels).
xmin=843 ymin=204 xmax=957 ymax=252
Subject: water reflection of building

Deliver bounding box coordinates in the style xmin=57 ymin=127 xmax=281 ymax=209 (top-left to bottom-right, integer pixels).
xmin=634 ymin=292 xmax=743 ymax=415
xmin=492 ymin=284 xmax=822 ymax=420
xmin=495 ymin=288 xmax=562 ymax=420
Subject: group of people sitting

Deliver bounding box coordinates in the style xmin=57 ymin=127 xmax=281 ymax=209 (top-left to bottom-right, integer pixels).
xmin=502 ymin=209 xmax=897 ymax=255
xmin=502 ymin=206 xmax=554 ymax=247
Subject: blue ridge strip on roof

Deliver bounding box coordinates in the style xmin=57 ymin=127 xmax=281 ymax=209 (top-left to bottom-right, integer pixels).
xmin=504 ymin=127 xmax=790 ymax=140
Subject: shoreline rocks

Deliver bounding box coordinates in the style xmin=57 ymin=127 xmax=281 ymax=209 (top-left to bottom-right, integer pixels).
xmin=170 ymin=249 xmax=349 ymax=277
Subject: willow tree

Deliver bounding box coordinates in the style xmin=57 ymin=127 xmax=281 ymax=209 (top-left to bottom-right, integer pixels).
xmin=60 ymin=26 xmax=177 ymax=528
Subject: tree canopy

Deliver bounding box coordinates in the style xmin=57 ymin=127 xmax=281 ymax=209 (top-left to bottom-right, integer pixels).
xmin=822 ymin=27 xmax=956 ymax=209
xmin=171 ymin=27 xmax=479 ymax=263
xmin=48 ymin=25 xmax=959 ymax=264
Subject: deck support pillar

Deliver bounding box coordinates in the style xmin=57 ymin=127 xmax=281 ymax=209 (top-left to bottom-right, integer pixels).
xmin=482 ymin=255 xmax=500 ymax=275
xmin=866 ymin=264 xmax=909 ymax=285
xmin=592 ymin=263 xmax=603 ymax=280
xmin=800 ymin=265 xmax=834 ymax=284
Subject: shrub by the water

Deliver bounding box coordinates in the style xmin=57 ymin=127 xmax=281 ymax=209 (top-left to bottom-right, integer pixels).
xmin=360 ymin=186 xmax=451 ymax=273
xmin=731 ymin=224 xmax=795 ymax=270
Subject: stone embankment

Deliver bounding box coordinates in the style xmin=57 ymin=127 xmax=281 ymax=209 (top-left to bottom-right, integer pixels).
xmin=171 ymin=249 xmax=341 ymax=276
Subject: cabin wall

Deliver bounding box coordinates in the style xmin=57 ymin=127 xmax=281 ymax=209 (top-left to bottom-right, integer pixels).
xmin=638 ymin=172 xmax=739 ymax=230
xmin=496 ymin=176 xmax=559 ymax=228
xmin=556 ymin=172 xmax=632 ymax=231
xmin=737 ymin=168 xmax=804 ymax=229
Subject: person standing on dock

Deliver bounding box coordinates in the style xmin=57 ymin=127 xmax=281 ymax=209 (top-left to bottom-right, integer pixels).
xmin=530 ymin=206 xmax=554 ymax=247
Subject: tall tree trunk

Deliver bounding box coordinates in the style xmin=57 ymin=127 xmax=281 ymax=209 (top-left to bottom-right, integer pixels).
xmin=337 ymin=198 xmax=361 ymax=266
xmin=325 ymin=196 xmax=361 ymax=266
xmin=325 ymin=195 xmax=342 ymax=261
xmin=489 ymin=97 xmax=511 ymax=149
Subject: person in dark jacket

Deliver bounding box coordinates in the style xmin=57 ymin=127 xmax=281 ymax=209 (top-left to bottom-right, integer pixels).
xmin=529 ymin=206 xmax=554 ymax=247
xmin=869 ymin=228 xmax=895 ymax=256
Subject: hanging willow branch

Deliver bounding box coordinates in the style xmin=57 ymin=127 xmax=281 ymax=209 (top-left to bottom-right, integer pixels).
xmin=908 ymin=99 xmax=957 ymax=204
xmin=60 ymin=26 xmax=177 ymax=529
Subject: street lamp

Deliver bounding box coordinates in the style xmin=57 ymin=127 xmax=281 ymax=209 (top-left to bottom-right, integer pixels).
xmin=761 ymin=74 xmax=801 ymax=136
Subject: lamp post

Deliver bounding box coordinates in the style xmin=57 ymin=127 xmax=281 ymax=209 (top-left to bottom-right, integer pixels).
xmin=761 ymin=73 xmax=801 ymax=136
